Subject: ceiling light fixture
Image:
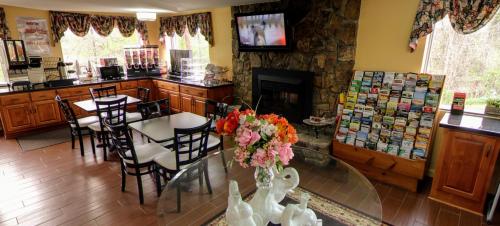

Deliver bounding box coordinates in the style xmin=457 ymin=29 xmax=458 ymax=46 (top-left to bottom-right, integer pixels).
xmin=136 ymin=12 xmax=157 ymax=21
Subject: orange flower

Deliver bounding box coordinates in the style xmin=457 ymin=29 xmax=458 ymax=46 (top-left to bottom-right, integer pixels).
xmin=216 ymin=109 xmax=240 ymax=135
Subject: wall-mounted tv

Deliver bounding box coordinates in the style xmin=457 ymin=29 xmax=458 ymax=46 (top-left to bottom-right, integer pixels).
xmin=235 ymin=12 xmax=291 ymax=51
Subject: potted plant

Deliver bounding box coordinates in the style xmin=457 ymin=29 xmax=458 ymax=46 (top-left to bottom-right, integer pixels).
xmin=485 ymin=98 xmax=500 ymax=116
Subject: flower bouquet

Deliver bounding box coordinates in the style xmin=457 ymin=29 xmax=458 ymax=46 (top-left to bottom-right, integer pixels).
xmin=216 ymin=109 xmax=298 ymax=187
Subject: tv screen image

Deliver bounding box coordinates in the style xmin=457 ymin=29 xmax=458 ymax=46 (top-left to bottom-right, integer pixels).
xmin=236 ymin=13 xmax=287 ymax=48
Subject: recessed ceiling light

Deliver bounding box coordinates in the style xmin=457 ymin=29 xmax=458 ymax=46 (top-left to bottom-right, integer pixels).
xmin=136 ymin=12 xmax=157 ymax=21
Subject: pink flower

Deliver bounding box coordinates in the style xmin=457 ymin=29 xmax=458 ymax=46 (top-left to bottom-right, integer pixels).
xmin=234 ymin=148 xmax=250 ymax=168
xmin=277 ymin=142 xmax=294 ymax=165
xmin=237 ymin=128 xmax=261 ymax=147
xmin=251 ymin=148 xmax=268 ymax=167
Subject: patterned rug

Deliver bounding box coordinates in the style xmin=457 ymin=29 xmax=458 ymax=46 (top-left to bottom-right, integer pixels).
xmin=204 ymin=187 xmax=390 ymax=226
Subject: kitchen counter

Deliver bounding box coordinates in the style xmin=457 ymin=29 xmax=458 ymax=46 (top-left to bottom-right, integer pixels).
xmin=0 ymin=75 xmax=233 ymax=95
xmin=439 ymin=112 xmax=500 ymax=137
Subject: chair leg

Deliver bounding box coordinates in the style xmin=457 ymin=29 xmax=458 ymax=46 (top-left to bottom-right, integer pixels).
xmin=77 ymin=130 xmax=84 ymax=156
xmin=176 ymin=185 xmax=181 ymax=213
xmin=89 ymin=130 xmax=96 ymax=155
xmin=71 ymin=132 xmax=75 ymax=149
xmin=220 ymin=136 xmax=228 ymax=173
xmin=102 ymin=132 xmax=108 ymax=161
xmin=136 ymin=169 xmax=144 ymax=204
xmin=204 ymin=160 xmax=212 ymax=194
xmin=198 ymin=165 xmax=203 ymax=188
xmin=155 ymin=165 xmax=162 ymax=197
xmin=120 ymin=161 xmax=126 ymax=192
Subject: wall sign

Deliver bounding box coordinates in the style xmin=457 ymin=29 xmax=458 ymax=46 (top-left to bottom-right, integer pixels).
xmin=16 ymin=17 xmax=50 ymax=56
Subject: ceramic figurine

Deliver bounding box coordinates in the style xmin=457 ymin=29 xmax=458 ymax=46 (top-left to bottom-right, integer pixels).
xmin=226 ymin=181 xmax=263 ymax=226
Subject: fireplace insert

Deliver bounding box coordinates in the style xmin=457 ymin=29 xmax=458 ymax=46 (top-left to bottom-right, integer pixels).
xmin=252 ymin=68 xmax=313 ymax=123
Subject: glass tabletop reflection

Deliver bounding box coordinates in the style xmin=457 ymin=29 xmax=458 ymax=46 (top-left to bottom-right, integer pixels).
xmin=156 ymin=146 xmax=382 ymax=226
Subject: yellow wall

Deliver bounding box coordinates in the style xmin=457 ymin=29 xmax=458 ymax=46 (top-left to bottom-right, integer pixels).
xmin=354 ymin=0 xmax=426 ymax=73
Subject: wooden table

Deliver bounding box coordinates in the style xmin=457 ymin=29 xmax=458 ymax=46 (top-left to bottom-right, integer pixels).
xmin=128 ymin=112 xmax=209 ymax=143
xmin=74 ymin=95 xmax=141 ymax=112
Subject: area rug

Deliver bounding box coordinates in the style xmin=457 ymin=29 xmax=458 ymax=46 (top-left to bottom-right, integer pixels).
xmin=17 ymin=127 xmax=71 ymax=151
xmin=205 ymin=187 xmax=389 ymax=226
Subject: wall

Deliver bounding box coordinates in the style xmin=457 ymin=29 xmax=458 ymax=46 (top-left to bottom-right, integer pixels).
xmin=232 ymin=0 xmax=361 ymax=115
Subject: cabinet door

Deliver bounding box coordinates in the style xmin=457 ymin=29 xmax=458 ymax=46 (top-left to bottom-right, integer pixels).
xmin=169 ymin=92 xmax=181 ymax=112
xmin=193 ymin=97 xmax=206 ymax=116
xmin=436 ymin=131 xmax=497 ymax=201
xmin=180 ymin=94 xmax=193 ymax=113
xmin=32 ymin=100 xmax=62 ymax=126
xmin=1 ymin=103 xmax=35 ymax=132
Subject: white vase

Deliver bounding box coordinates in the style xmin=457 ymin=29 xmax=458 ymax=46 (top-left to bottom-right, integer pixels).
xmin=254 ymin=166 xmax=274 ymax=189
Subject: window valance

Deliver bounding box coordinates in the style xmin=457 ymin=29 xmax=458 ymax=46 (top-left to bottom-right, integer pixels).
xmin=50 ymin=11 xmax=149 ymax=45
xmin=409 ymin=0 xmax=499 ymax=51
xmin=160 ymin=12 xmax=213 ymax=46
xmin=0 ymin=7 xmax=10 ymax=40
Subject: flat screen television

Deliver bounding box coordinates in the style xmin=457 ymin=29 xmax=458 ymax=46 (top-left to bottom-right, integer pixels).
xmin=235 ymin=12 xmax=291 ymax=51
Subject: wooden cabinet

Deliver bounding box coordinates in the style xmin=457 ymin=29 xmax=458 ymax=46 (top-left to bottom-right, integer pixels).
xmin=193 ymin=97 xmax=206 ymax=116
xmin=169 ymin=92 xmax=181 ymax=112
xmin=430 ymin=128 xmax=500 ymax=215
xmin=180 ymin=94 xmax=193 ymax=113
xmin=32 ymin=100 xmax=61 ymax=126
xmin=1 ymin=103 xmax=35 ymax=132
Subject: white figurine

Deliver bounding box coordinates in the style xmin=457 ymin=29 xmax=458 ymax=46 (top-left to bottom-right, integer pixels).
xmin=281 ymin=193 xmax=319 ymax=226
xmin=226 ymin=181 xmax=263 ymax=226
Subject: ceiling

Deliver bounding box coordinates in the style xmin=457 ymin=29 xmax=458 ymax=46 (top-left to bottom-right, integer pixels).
xmin=0 ymin=0 xmax=276 ymax=14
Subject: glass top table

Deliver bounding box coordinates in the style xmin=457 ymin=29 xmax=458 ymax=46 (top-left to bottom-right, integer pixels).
xmin=156 ymin=146 xmax=382 ymax=226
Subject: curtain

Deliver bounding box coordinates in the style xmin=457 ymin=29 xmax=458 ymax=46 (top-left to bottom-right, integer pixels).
xmin=50 ymin=11 xmax=149 ymax=44
xmin=160 ymin=12 xmax=214 ymax=46
xmin=90 ymin=15 xmax=114 ymax=36
xmin=0 ymin=8 xmax=10 ymax=40
xmin=409 ymin=0 xmax=500 ymax=51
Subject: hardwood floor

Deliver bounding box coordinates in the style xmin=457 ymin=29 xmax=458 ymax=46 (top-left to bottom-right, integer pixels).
xmin=0 ymin=132 xmax=499 ymax=226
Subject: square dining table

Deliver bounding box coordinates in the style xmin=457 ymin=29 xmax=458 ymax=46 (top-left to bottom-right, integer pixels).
xmin=74 ymin=94 xmax=141 ymax=112
xmin=128 ymin=112 xmax=210 ymax=143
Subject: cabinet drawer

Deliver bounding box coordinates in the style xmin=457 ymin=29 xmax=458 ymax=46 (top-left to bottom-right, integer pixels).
xmin=1 ymin=93 xmax=31 ymax=105
xmin=31 ymin=90 xmax=57 ymax=101
xmin=121 ymin=81 xmax=138 ymax=90
xmin=180 ymin=85 xmax=207 ymax=98
xmin=57 ymin=85 xmax=99 ymax=97
xmin=157 ymin=81 xmax=179 ymax=92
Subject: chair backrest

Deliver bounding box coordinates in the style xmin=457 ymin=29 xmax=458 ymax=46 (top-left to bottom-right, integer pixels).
xmin=55 ymin=95 xmax=79 ymax=127
xmin=205 ymin=99 xmax=228 ymax=120
xmin=137 ymin=98 xmax=170 ymax=120
xmin=95 ymin=96 xmax=128 ymax=129
xmin=137 ymin=87 xmax=150 ymax=103
xmin=173 ymin=119 xmax=212 ymax=171
xmin=104 ymin=122 xmax=139 ymax=165
xmin=89 ymin=85 xmax=117 ymax=100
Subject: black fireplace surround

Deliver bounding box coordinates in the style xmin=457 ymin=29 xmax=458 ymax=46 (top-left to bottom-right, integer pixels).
xmin=252 ymin=68 xmax=313 ymax=123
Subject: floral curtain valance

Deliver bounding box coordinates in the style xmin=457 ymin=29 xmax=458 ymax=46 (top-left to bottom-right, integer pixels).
xmin=409 ymin=0 xmax=500 ymax=51
xmin=160 ymin=12 xmax=214 ymax=45
xmin=50 ymin=11 xmax=149 ymax=45
xmin=0 ymin=7 xmax=10 ymax=40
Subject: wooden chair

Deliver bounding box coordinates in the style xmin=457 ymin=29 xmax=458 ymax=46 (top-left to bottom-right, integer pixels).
xmin=55 ymin=95 xmax=97 ymax=156
xmin=153 ymin=119 xmax=213 ymax=212
xmin=103 ymin=110 xmax=168 ymax=204
xmin=137 ymin=98 xmax=171 ymax=120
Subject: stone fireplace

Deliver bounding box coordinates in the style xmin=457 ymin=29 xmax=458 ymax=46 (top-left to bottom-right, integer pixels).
xmin=232 ymin=0 xmax=361 ymax=116
xmin=252 ymin=68 xmax=313 ymax=123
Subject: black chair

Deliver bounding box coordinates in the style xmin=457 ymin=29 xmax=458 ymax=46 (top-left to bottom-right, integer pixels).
xmin=94 ymin=96 xmax=128 ymax=161
xmin=55 ymin=95 xmax=97 ymax=156
xmin=137 ymin=98 xmax=171 ymax=120
xmin=204 ymin=99 xmax=228 ymax=172
xmin=104 ymin=115 xmax=168 ymax=204
xmin=153 ymin=119 xmax=213 ymax=212
xmin=89 ymin=85 xmax=117 ymax=100
xmin=137 ymin=87 xmax=150 ymax=103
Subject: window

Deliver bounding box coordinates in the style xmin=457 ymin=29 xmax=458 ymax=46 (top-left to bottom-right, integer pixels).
xmin=422 ymin=12 xmax=500 ymax=113
xmin=60 ymin=27 xmax=141 ymax=72
xmin=164 ymin=27 xmax=210 ymax=77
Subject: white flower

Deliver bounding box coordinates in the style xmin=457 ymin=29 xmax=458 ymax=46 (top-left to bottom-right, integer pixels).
xmin=260 ymin=123 xmax=276 ymax=137
xmin=239 ymin=115 xmax=247 ymax=125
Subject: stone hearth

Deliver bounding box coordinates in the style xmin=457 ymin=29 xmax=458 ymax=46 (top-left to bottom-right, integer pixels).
xmin=231 ymin=0 xmax=361 ymax=116
xmin=293 ymin=123 xmax=334 ymax=167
